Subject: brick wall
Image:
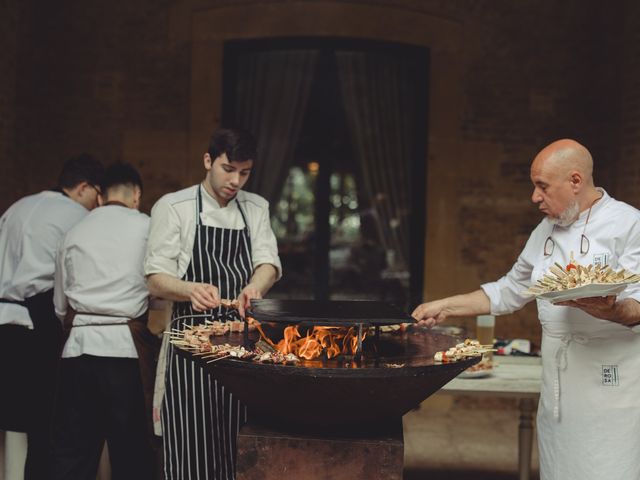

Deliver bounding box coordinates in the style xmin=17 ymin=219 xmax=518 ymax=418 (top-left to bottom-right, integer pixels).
xmin=0 ymin=0 xmax=24 ymax=213
xmin=1 ymin=0 xmax=637 ymax=344
xmin=618 ymin=0 xmax=640 ymax=207
xmin=11 ymin=0 xmax=191 ymax=211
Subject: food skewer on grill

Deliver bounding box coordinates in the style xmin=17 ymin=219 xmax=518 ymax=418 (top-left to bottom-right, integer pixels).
xmin=220 ymin=298 xmax=240 ymax=310
xmin=433 ymin=339 xmax=495 ymax=363
xmin=168 ymin=319 xmax=300 ymax=365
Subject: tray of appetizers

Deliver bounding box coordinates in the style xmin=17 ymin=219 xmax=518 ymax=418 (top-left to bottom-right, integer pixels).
xmin=522 ymin=258 xmax=640 ymax=304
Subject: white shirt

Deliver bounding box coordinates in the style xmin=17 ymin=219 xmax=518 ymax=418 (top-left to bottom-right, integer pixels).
xmin=481 ymin=188 xmax=640 ymax=325
xmin=144 ymin=185 xmax=282 ymax=280
xmin=54 ymin=204 xmax=150 ymax=358
xmin=0 ymin=191 xmax=88 ymax=328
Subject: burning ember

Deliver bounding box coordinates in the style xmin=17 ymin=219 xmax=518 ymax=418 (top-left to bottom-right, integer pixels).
xmin=257 ymin=325 xmax=366 ymax=360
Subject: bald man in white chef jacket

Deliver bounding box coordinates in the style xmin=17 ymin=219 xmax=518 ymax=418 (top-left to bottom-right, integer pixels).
xmin=0 ymin=154 xmax=104 ymax=480
xmin=412 ymin=139 xmax=640 ymax=480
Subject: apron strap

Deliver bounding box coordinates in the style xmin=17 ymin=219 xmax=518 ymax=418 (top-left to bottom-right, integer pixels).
xmin=553 ymin=334 xmax=590 ymax=420
xmin=0 ymin=298 xmax=27 ymax=307
xmin=103 ymin=200 xmax=128 ymax=208
xmin=196 ymin=184 xmax=204 ymax=225
xmin=127 ymin=311 xmax=161 ymax=440
xmin=236 ymin=198 xmax=253 ymax=256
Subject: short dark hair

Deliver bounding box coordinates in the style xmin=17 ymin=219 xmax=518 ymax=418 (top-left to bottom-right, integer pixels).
xmin=102 ymin=163 xmax=143 ymax=193
xmin=57 ymin=153 xmax=104 ymax=190
xmin=207 ymin=128 xmax=257 ymax=163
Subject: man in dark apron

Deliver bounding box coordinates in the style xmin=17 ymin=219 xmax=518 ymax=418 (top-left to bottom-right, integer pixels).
xmin=145 ymin=128 xmax=282 ymax=479
xmin=0 ymin=154 xmax=104 ymax=479
xmin=51 ymin=163 xmax=159 ymax=480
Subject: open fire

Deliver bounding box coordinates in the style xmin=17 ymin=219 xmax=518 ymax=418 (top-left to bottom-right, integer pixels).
xmin=170 ymin=320 xmax=370 ymax=364
xmin=257 ymin=325 xmax=367 ymax=360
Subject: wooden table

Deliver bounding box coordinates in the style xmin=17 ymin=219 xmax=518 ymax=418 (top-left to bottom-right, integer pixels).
xmin=438 ymin=355 xmax=542 ymax=480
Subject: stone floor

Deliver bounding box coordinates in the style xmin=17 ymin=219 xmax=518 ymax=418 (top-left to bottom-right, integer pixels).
xmin=404 ymin=394 xmax=540 ymax=480
xmin=1 ymin=394 xmax=539 ymax=480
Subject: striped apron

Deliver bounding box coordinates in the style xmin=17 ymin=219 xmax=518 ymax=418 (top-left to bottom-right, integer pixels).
xmin=162 ymin=185 xmax=252 ymax=480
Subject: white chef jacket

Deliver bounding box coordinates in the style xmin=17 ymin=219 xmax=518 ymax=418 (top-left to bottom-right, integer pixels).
xmin=0 ymin=191 xmax=88 ymax=328
xmin=54 ymin=204 xmax=150 ymax=358
xmin=144 ymin=184 xmax=282 ymax=280
xmin=481 ymin=188 xmax=640 ymax=480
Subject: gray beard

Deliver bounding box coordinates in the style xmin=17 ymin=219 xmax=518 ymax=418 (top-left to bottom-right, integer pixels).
xmin=551 ymin=201 xmax=580 ymax=227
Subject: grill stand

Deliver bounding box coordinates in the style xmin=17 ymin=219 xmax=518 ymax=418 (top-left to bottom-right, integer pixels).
xmin=236 ymin=419 xmax=403 ymax=480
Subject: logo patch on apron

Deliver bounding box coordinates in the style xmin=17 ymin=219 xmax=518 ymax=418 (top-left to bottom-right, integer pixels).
xmin=602 ymin=365 xmax=619 ymax=386
xmin=593 ymin=253 xmax=610 ymax=267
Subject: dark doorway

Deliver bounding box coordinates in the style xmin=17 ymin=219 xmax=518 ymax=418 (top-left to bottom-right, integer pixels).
xmin=222 ymin=38 xmax=428 ymax=310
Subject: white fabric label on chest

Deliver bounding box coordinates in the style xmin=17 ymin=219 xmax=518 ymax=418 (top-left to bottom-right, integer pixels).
xmin=593 ymin=253 xmax=610 ymax=267
xmin=602 ymin=365 xmax=619 ymax=386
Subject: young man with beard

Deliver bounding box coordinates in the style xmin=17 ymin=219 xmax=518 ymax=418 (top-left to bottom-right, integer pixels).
xmin=145 ymin=128 xmax=281 ymax=480
xmin=412 ymin=139 xmax=640 ymax=480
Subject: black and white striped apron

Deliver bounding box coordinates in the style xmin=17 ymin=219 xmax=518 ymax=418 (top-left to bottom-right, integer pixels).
xmin=162 ymin=185 xmax=252 ymax=480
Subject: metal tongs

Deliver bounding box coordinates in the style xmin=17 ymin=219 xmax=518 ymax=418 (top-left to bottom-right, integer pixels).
xmin=219 ymin=298 xmax=256 ymax=348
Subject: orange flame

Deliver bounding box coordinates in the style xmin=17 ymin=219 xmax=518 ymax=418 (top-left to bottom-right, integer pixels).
xmin=260 ymin=325 xmax=366 ymax=360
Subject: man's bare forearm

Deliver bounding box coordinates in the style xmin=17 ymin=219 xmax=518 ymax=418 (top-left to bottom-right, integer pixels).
xmin=440 ymin=289 xmax=492 ymax=318
xmin=146 ymin=272 xmax=194 ymax=302
xmin=613 ymin=298 xmax=640 ymax=327
xmin=248 ymin=264 xmax=278 ymax=295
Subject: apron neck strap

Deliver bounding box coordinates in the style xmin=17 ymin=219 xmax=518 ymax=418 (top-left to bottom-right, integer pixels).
xmin=236 ymin=198 xmax=250 ymax=235
xmin=197 ymin=184 xmax=204 ymax=224
xmin=50 ymin=187 xmax=69 ymax=197
xmin=104 ymin=200 xmax=128 ymax=208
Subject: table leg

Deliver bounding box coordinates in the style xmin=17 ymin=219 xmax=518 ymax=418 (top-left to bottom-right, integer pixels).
xmin=518 ymin=398 xmax=535 ymax=480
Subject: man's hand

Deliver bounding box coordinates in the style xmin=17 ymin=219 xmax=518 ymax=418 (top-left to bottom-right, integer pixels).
xmin=556 ymin=295 xmax=617 ymax=321
xmin=412 ymin=300 xmax=448 ymax=328
xmin=189 ymin=282 xmax=220 ymax=312
xmin=238 ymin=283 xmax=262 ymax=318
xmin=411 ymin=290 xmax=492 ymax=328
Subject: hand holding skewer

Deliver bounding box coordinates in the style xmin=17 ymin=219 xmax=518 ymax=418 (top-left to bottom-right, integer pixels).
xmin=220 ymin=298 xmax=240 ymax=310
xmin=188 ymin=282 xmax=220 ymax=311
xmin=412 ymin=299 xmax=448 ymax=328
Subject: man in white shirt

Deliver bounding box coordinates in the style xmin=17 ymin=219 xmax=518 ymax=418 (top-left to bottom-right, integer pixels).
xmin=145 ymin=128 xmax=281 ymax=479
xmin=0 ymin=154 xmax=104 ymax=480
xmin=412 ymin=139 xmax=640 ymax=480
xmin=51 ymin=163 xmax=157 ymax=480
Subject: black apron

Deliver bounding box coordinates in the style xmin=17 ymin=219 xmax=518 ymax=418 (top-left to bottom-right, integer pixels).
xmin=0 ymin=290 xmax=63 ymax=432
xmin=63 ymin=309 xmax=161 ymax=439
xmin=162 ymin=185 xmax=253 ymax=480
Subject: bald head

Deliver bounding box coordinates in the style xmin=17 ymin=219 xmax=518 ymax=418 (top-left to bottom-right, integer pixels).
xmin=531 ymin=139 xmax=594 ymax=186
xmin=530 ymin=139 xmax=601 ymax=225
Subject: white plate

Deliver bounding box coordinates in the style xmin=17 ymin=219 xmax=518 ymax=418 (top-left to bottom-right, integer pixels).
xmin=458 ymin=367 xmax=493 ymax=379
xmin=536 ymin=282 xmax=631 ymax=304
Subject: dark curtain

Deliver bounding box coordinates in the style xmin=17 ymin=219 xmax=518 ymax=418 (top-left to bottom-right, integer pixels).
xmin=336 ymin=50 xmax=422 ymax=271
xmin=233 ymin=50 xmax=319 ymax=204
